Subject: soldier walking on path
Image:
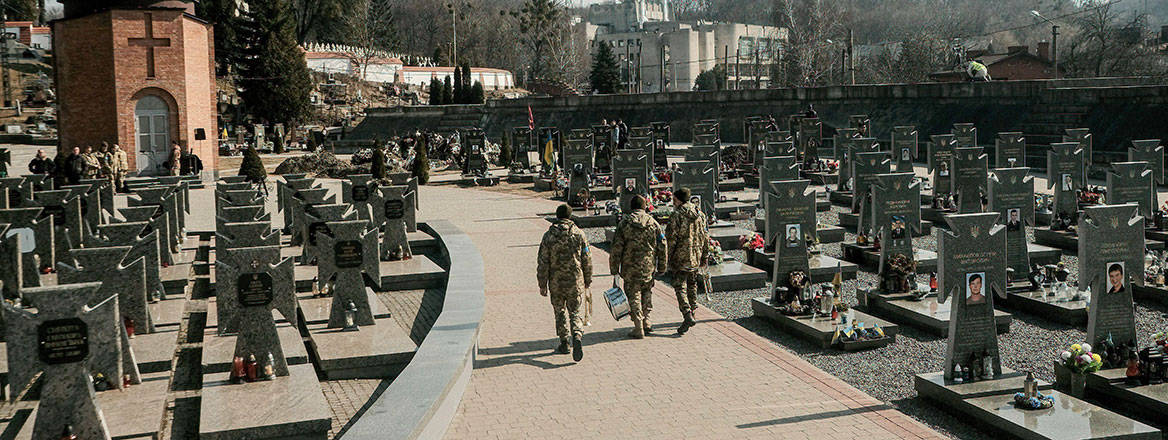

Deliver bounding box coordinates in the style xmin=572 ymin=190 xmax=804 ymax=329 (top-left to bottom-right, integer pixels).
xmin=538 ymin=204 xmax=593 ymax=361
xmin=666 ymin=188 xmax=710 ymax=335
xmin=609 ymin=195 xmax=666 ymax=339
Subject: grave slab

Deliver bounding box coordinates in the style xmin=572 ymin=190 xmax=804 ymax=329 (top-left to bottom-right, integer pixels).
xmin=407 ymin=230 xmax=438 ymax=254
xmin=199 ymin=364 xmax=331 ymax=440
xmin=1132 ymin=284 xmax=1168 ymax=307
xmin=703 ymin=261 xmax=766 ymax=291
xmin=305 ymin=316 xmax=417 ymax=380
xmin=148 ymin=296 xmax=186 ymax=328
xmin=294 ymin=255 xmax=446 ymax=292
xmin=1085 ymin=367 xmax=1168 ymax=427
xmin=841 ymin=244 xmax=938 ymax=273
xmin=129 ymin=328 xmax=178 ymax=373
xmin=3 ymin=371 xmax=173 ymax=440
xmin=714 ymin=200 xmax=756 ymax=219
xmin=746 ymin=250 xmax=859 ymax=283
xmin=201 ymin=321 xmax=307 ymax=374
xmin=1004 ymin=287 xmax=1088 ymax=326
xmin=1036 ymin=227 xmax=1165 ymax=252
xmin=751 ymin=297 xmax=897 ymax=350
xmin=297 ymin=290 xmax=391 ymax=325
xmin=859 ymin=290 xmax=1012 ymax=336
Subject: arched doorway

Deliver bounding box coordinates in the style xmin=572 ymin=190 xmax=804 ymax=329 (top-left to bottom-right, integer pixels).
xmin=135 ymin=95 xmax=170 ymax=174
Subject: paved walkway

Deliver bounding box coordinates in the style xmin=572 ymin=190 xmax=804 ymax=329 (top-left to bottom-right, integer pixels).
xmin=419 ymin=183 xmax=944 ymax=440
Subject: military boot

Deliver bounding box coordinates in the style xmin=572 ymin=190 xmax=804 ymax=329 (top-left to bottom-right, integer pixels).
xmin=627 ymin=319 xmax=645 ymax=339
xmin=642 ymin=316 xmax=653 ymax=333
xmin=554 ymin=338 xmax=570 ymax=354
xmin=677 ymin=312 xmax=697 ymax=335
xmin=572 ymin=335 xmax=583 ymax=362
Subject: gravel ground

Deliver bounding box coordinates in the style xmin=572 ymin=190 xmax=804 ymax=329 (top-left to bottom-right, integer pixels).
xmin=588 ymin=202 xmax=1168 ymax=440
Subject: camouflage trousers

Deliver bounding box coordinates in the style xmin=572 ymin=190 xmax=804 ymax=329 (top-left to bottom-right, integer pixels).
xmin=671 ymin=270 xmax=700 ymax=315
xmin=624 ymin=278 xmax=654 ymax=323
xmin=550 ymin=290 xmax=583 ymax=340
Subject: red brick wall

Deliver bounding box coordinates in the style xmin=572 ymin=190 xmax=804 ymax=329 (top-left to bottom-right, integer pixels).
xmin=990 ymin=56 xmax=1054 ymax=81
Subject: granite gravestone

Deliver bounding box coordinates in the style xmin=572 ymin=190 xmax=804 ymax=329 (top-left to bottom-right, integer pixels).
xmin=951 ymin=147 xmax=988 ymax=213
xmin=746 ymin=118 xmax=769 ymax=164
xmin=764 ymin=180 xmax=816 ymax=255
xmin=850 ymin=151 xmax=891 ymax=214
xmin=279 ymin=177 xmax=316 ymax=235
xmin=1107 ymin=162 xmax=1154 ymax=220
xmin=214 ymin=246 xmax=297 ymax=378
xmin=765 ymin=140 xmax=797 ymax=160
xmin=673 ymin=161 xmax=717 ymax=219
xmin=216 ymin=205 xmax=269 ymax=235
xmin=987 ymin=168 xmax=1035 ymax=280
xmin=0 ymin=177 xmax=24 ymax=209
xmin=937 ymin=213 xmax=1006 ymax=381
xmin=290 ymin=187 xmax=335 ymax=246
xmin=96 ymin=222 xmax=165 ymax=302
xmin=760 ymin=156 xmax=799 ymax=191
xmin=4 ymin=283 xmax=124 ymax=440
xmin=120 ymin=206 xmax=175 ymax=265
xmin=341 ymin=174 xmax=379 ymax=223
xmin=563 ymin=138 xmax=593 ymax=206
xmin=892 ymin=126 xmax=918 ymax=173
xmin=592 ymin=124 xmax=614 ymax=167
xmin=850 ymin=115 xmax=871 ymax=138
xmin=79 ymin=178 xmax=116 ymax=222
xmin=798 ymin=118 xmax=822 ymax=162
xmin=869 ymin=173 xmax=922 ymax=277
xmin=693 ymin=134 xmax=718 ymax=149
xmin=512 ymin=127 xmax=534 ymax=168
xmin=629 ymin=136 xmax=654 ymax=171
xmin=370 ymin=181 xmax=418 ymax=234
xmin=1064 ymin=128 xmax=1093 ymax=175
xmin=929 ymin=135 xmax=957 ymax=202
xmin=1129 ymin=140 xmax=1163 ymax=211
xmin=131 ymin=187 xmax=182 ymax=250
xmin=650 ymin=122 xmax=670 ymax=167
xmin=0 ymin=207 xmax=51 ymax=286
xmin=155 ymin=178 xmax=189 ymax=231
xmin=952 ymin=123 xmax=977 ymax=148
xmin=302 ymin=204 xmax=355 ymax=264
xmin=685 ymin=145 xmax=721 ymax=181
xmin=847 ymin=137 xmax=882 ymax=191
xmin=19 ymin=174 xmax=50 ymax=202
xmin=1047 ymin=143 xmax=1086 ymax=224
xmin=317 ymin=220 xmax=382 ymax=327
xmin=218 ymin=222 xmax=280 ymax=251
xmin=60 ymin=184 xmax=103 ymax=235
xmin=32 ymin=189 xmax=83 ymax=258
xmin=612 ymin=150 xmax=650 ymax=214
xmin=373 ymin=185 xmax=415 ymax=261
xmin=694 ymin=121 xmax=719 ymax=140
xmin=58 ymin=246 xmax=152 ymax=334
xmin=834 ymin=128 xmax=861 ymax=190
xmin=463 ymin=129 xmax=489 ymax=176
xmin=995 ymin=133 xmax=1026 ymax=169
xmin=0 ymin=224 xmax=21 ymax=300
xmin=1080 ymin=204 xmax=1143 ymax=348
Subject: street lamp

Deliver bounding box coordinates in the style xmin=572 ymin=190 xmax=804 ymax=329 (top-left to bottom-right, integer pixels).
xmin=1031 ymin=10 xmax=1060 ymax=79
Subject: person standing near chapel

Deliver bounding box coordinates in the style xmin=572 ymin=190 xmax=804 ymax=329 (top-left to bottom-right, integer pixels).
xmin=609 ymin=195 xmax=667 ymax=339
xmin=110 ymin=144 xmax=128 ymax=192
xmin=79 ymin=145 xmax=101 ymax=180
xmin=666 ymin=188 xmax=710 ymax=335
xmin=537 ymin=204 xmax=592 ymax=362
xmin=166 ymin=141 xmax=182 ymax=176
xmin=97 ymin=142 xmax=113 ymax=179
xmin=28 ymin=149 xmax=54 ymax=176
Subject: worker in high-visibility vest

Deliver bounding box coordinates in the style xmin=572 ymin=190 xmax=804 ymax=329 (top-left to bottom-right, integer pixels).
xmin=966 ymin=60 xmax=991 ymax=82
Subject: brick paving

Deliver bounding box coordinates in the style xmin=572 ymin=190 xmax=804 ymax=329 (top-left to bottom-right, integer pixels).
xmin=419 ymin=184 xmax=945 ymax=440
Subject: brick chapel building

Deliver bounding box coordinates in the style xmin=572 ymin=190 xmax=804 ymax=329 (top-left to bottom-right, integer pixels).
xmin=53 ymin=0 xmax=217 ymax=178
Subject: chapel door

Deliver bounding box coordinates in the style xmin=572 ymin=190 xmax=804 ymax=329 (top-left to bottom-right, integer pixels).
xmin=135 ymin=95 xmax=171 ymax=175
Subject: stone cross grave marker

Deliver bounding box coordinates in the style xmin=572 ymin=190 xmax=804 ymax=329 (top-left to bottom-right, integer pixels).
xmin=850 ymin=150 xmax=890 ymax=214
xmin=220 ymin=175 xmax=250 ymax=184
xmin=0 ymin=177 xmax=24 ymax=209
xmin=80 ymin=178 xmax=116 ymax=222
xmin=0 ymin=207 xmax=51 ymax=286
xmin=988 ymin=168 xmax=1035 ymax=280
xmin=32 ymin=190 xmax=82 ymax=266
xmin=155 ymin=178 xmax=189 ymax=231
xmin=218 ymin=222 xmax=280 ymax=252
xmin=4 ymin=283 xmax=128 ymax=440
xmin=563 ymin=138 xmax=593 ymax=206
xmin=592 ymin=124 xmax=614 ymax=166
xmin=850 ymin=115 xmax=871 ymax=138
xmin=834 ymin=128 xmax=860 ymax=189
xmin=279 ymin=177 xmax=316 ymax=234
xmin=929 ymin=135 xmax=957 ymax=200
xmin=892 ymin=126 xmax=918 ymax=173
xmin=1080 ymin=204 xmax=1143 ymax=348
xmin=612 ymin=149 xmax=650 ymax=214
xmin=1064 ymin=128 xmax=1093 ymax=175
xmin=342 ymin=174 xmax=378 ymax=223
xmin=0 ymin=224 xmax=21 ymax=300
xmin=846 ymin=138 xmax=881 ymax=194
xmin=290 ymin=187 xmax=334 ymax=246
xmin=60 ymin=184 xmax=103 ymax=235
xmin=19 ymin=174 xmax=50 ymax=202
xmin=764 ymin=179 xmax=816 ymax=256
xmin=120 ymin=206 xmax=175 ymax=265
xmin=629 ymin=135 xmax=654 ymax=171
xmin=317 ymin=220 xmax=382 ymax=327
xmin=760 ymin=156 xmax=799 ymax=191
xmin=694 ymin=121 xmax=719 ymax=140
xmin=937 ymin=212 xmax=1006 ymax=381
xmin=216 ymin=205 xmax=269 ymax=236
xmin=869 ymin=173 xmax=921 ymax=276
xmin=1047 ymin=142 xmax=1085 ymax=224
xmin=463 ymin=129 xmax=488 ymax=176
xmin=746 ymin=118 xmax=768 ymax=165
xmin=214 ymin=246 xmax=296 ymax=377
xmin=131 ymin=187 xmax=181 ymax=252
xmin=951 ymin=147 xmax=988 ymax=213
xmin=512 ymin=127 xmax=534 ymax=168
xmin=1107 ymin=162 xmax=1154 ymax=221
xmin=685 ymin=145 xmax=721 ymax=183
xmin=650 ymin=122 xmax=669 ymax=167
xmin=302 ymin=204 xmax=354 ymax=264
xmin=1129 ymin=140 xmax=1163 ymax=211
xmin=373 ymin=185 xmax=415 ymax=260
xmin=673 ymin=161 xmax=717 ymax=219
xmin=798 ymin=118 xmax=822 ymax=162
xmin=58 ymin=246 xmax=151 ymax=334
xmin=765 ymin=139 xmax=796 ymax=160
xmin=953 ymin=123 xmax=977 ymax=148
xmin=995 ymin=133 xmax=1026 ymax=169
xmin=98 ymin=222 xmax=164 ymax=301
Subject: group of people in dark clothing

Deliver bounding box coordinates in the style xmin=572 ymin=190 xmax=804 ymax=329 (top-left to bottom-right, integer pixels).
xmin=26 ymin=141 xmax=203 ymax=192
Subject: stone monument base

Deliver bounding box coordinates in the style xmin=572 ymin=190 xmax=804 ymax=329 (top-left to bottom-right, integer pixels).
xmin=858 ymin=289 xmax=1012 ymax=337
xmin=1003 ymin=284 xmax=1088 ymax=326
xmin=148 ymin=295 xmax=188 ymax=329
xmin=130 ymin=328 xmax=179 ymax=373
xmin=841 ymin=244 xmax=938 ymax=273
xmin=838 ymin=213 xmax=933 ymax=236
xmin=801 ymin=170 xmax=838 ymax=185
xmin=696 ymin=261 xmax=766 ymax=292
xmin=605 ymin=224 xmax=751 ymax=251
xmin=751 ymin=297 xmax=897 ymax=350
xmin=752 ymin=218 xmax=845 ymax=243
xmin=201 ymin=320 xmax=308 ymax=374
xmin=458 ymin=174 xmax=499 ymax=187
xmin=745 ymin=250 xmax=859 ymax=283
xmin=1132 ymin=284 xmax=1168 ymax=307
xmin=305 ymin=316 xmax=418 ymax=380
xmin=293 ymin=256 xmax=446 ymax=292
xmin=199 ymin=364 xmax=331 ymax=440
xmin=1084 ymin=367 xmax=1168 ymax=427
xmin=1035 ymin=228 xmax=1163 ymax=252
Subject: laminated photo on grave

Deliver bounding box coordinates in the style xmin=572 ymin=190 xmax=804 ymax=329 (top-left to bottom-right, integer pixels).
xmin=1108 ymin=262 xmax=1126 ymax=294
xmin=785 ymin=224 xmax=800 ymax=248
xmin=1007 ymin=208 xmax=1021 ymax=231
xmin=966 ymin=272 xmax=986 ymax=305
xmin=891 ymin=215 xmax=906 ymax=239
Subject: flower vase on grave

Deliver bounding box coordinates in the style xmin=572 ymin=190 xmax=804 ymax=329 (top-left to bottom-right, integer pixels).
xmin=230 ymin=356 xmax=245 ymax=384
xmin=1127 ymin=350 xmax=1142 ymax=386
xmin=123 ymin=374 xmax=132 ymax=388
xmin=246 ymin=354 xmax=258 ymax=382
xmin=312 ymin=276 xmax=320 ymax=297
xmin=264 ymin=352 xmax=276 ymax=380
xmin=59 ymin=426 xmax=78 ymax=440
xmin=124 ymin=317 xmax=135 ymax=338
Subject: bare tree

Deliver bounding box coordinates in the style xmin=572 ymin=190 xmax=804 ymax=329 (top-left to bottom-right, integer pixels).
xmin=344 ymin=0 xmax=398 ymax=81
xmin=1062 ymin=0 xmax=1163 ymax=78
xmin=771 ymin=0 xmax=848 ymax=87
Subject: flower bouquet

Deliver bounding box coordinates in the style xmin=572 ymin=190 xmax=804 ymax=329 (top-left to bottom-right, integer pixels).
xmin=1012 ymin=391 xmax=1055 ymax=410
xmin=739 ymin=233 xmax=764 ymax=251
xmin=706 ymin=238 xmax=724 ymax=265
xmin=1061 ymin=343 xmax=1103 ymax=374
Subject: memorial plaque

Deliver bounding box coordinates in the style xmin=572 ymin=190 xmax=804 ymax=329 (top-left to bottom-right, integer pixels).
xmin=1064 ymin=128 xmax=1093 ymax=175
xmin=334 ymin=241 xmax=364 ymax=268
xmin=1107 ymin=162 xmax=1154 ymax=220
xmin=995 ymin=132 xmax=1026 ymax=169
xmin=868 ymin=173 xmax=921 ymax=274
xmin=673 ymin=161 xmax=717 ymax=219
xmin=214 ymin=245 xmax=296 ymax=378
xmin=951 ymin=147 xmax=988 ymax=213
xmin=937 ymin=213 xmax=1006 ymax=380
xmin=798 ymin=118 xmax=822 ymax=161
xmin=385 ymin=200 xmax=405 ymax=219
xmin=851 ymin=150 xmax=890 ymax=214
xmin=1080 ymin=204 xmax=1143 ymax=348
xmin=38 ymin=318 xmax=88 ymax=365
xmin=929 ymin=135 xmax=957 ymax=199
xmin=953 ymin=123 xmax=977 ymax=148
xmin=612 ymin=149 xmax=650 ymax=213
xmin=352 ymin=185 xmax=369 ymax=202
xmin=1047 ymin=143 xmax=1085 ymax=223
xmin=237 ymin=272 xmax=274 ymax=307
xmin=764 ymin=180 xmax=817 ymax=253
xmin=988 ymin=168 xmax=1035 ymax=279
xmin=308 ymin=221 xmax=329 ymax=246
xmin=891 ymin=126 xmax=918 ymax=173
xmin=760 ymin=156 xmax=799 ymax=190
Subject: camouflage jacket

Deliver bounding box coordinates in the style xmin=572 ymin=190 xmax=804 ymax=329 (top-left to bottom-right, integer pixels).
xmin=609 ymin=209 xmax=666 ymax=282
xmin=537 ymin=219 xmax=593 ymax=295
xmin=665 ymin=202 xmax=710 ymax=272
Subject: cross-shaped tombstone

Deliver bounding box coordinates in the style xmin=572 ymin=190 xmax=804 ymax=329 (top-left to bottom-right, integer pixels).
xmin=628 ymin=136 xmax=654 ymax=171
xmin=316 ymin=220 xmax=381 ymax=328
xmin=988 ymin=168 xmax=1035 ymax=280
xmin=952 ymin=123 xmax=977 ymax=148
xmin=156 ymin=177 xmax=190 ymax=223
xmin=31 ymin=189 xmax=82 ymax=265
xmin=512 ymin=127 xmax=534 ymax=168
xmin=462 ymin=129 xmax=489 ymax=176
xmin=301 ymin=204 xmax=354 ymax=263
xmin=694 ymin=121 xmax=719 ymax=140
xmin=0 ymin=224 xmax=21 ymax=301
xmin=60 ymin=183 xmax=103 ymax=234
xmin=745 ymin=119 xmax=768 ymax=165
xmin=951 ymin=147 xmax=988 ymax=214
xmin=760 ymin=156 xmax=799 ymax=191
xmin=612 ymin=149 xmax=650 ymax=213
xmin=216 ymin=205 xmax=269 ymax=237
xmin=673 ymin=161 xmax=717 ymax=220
xmin=19 ymin=174 xmax=51 ymax=202
xmin=834 ymin=128 xmax=861 ymax=189
xmin=372 ymin=185 xmax=416 ymax=260
xmin=132 ymin=187 xmax=182 ymax=249
xmin=279 ymin=177 xmax=315 ymax=233
xmin=290 ymin=187 xmax=335 ymax=246
xmin=765 ymin=139 xmax=796 ymax=160
xmin=1064 ymin=128 xmax=1093 ymax=176
xmin=218 ymin=222 xmax=280 ymax=253
xmin=58 ymin=246 xmax=152 ymax=334
xmin=1107 ymin=162 xmax=1154 ymax=220
xmin=3 ymin=283 xmax=130 ymax=440
xmin=937 ymin=212 xmax=1006 ymax=381
xmin=1047 ymin=142 xmax=1086 ymax=225
xmin=1080 ymin=204 xmax=1143 ymax=348
xmin=764 ymin=180 xmax=816 ymax=254
xmin=995 ymin=133 xmax=1026 ymax=169
xmin=120 ymin=206 xmax=175 ymax=265
xmin=891 ymin=126 xmax=918 ymax=173
xmin=845 ymin=138 xmax=881 ymax=194
xmin=868 ymin=173 xmax=922 ymax=280
xmin=1129 ymin=139 xmax=1163 ymax=212
xmin=0 ymin=207 xmax=51 ymax=285
xmin=98 ymin=222 xmax=165 ymax=301
xmin=342 ymin=174 xmax=379 ymax=223
xmin=217 ymin=189 xmax=265 ymax=214
xmin=850 ymin=115 xmax=871 ymax=138
xmin=78 ymin=178 xmax=115 ymax=218
xmin=650 ymin=122 xmax=670 ymax=167
xmin=798 ymin=118 xmax=822 ymax=163
xmin=563 ymin=138 xmax=593 ymax=206
xmin=0 ymin=177 xmax=24 ymax=209
xmin=685 ymin=144 xmax=721 ymax=182
xmin=850 ymin=150 xmax=890 ymax=214
xmin=593 ymin=124 xmax=614 ymax=167
xmin=929 ymin=134 xmax=957 ymax=202
xmin=214 ymin=246 xmax=296 ymax=377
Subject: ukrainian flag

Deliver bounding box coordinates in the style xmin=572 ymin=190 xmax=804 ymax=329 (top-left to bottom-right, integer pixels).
xmin=544 ymin=132 xmax=555 ymax=171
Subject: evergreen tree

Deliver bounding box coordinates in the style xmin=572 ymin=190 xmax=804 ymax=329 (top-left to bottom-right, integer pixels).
xmin=371 ymin=148 xmax=388 ymax=179
xmin=499 ymin=134 xmax=512 ymax=167
xmin=273 ymin=130 xmax=286 ymax=154
xmin=471 ymin=81 xmax=485 ymax=104
xmin=694 ymin=65 xmax=728 ymax=91
xmin=590 ymin=42 xmax=621 ymax=94
xmin=428 ymin=78 xmax=442 ymax=105
xmin=460 ymin=62 xmax=473 ymax=103
xmin=413 ymin=137 xmax=431 ymax=185
xmin=238 ymin=145 xmax=268 ymax=184
xmin=442 ymin=75 xmax=454 ymax=104
xmin=196 ymin=0 xmax=240 ymax=76
xmin=452 ymin=66 xmax=464 ymax=104
xmin=237 ymin=0 xmax=314 ymax=126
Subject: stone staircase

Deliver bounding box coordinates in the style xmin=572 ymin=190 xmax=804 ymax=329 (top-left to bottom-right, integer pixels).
xmin=434 ymin=107 xmax=486 ymax=135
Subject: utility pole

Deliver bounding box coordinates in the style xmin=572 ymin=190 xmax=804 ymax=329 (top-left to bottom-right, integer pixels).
xmin=449 ymin=6 xmax=458 ymax=66
xmin=636 ymin=41 xmax=643 ymax=93
xmin=723 ymin=45 xmax=729 ymax=90
xmin=1052 ymin=25 xmax=1060 ymax=79
xmin=734 ymin=48 xmax=740 ymax=90
xmin=1 ymin=7 xmax=9 ymax=109
xmin=847 ymin=28 xmax=855 ymax=85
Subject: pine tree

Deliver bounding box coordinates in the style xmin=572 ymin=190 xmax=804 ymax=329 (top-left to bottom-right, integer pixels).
xmin=590 ymin=42 xmax=621 ymax=94
xmin=442 ymin=75 xmax=454 ymax=104
xmin=471 ymin=81 xmax=485 ymax=104
xmin=273 ymin=131 xmax=286 ymax=154
xmin=428 ymin=78 xmax=441 ymax=105
xmin=452 ymin=66 xmax=464 ymax=104
xmin=371 ymin=148 xmax=388 ymax=179
xmin=238 ymin=145 xmax=268 ymax=184
xmin=460 ymin=62 xmax=473 ymax=103
xmin=196 ymin=0 xmax=240 ymax=75
xmin=499 ymin=134 xmax=512 ymax=167
xmin=237 ymin=0 xmax=314 ymax=126
xmin=413 ymin=137 xmax=431 ymax=185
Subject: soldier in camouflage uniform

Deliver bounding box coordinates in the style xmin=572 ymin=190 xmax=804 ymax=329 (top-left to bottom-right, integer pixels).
xmin=609 ymin=195 xmax=667 ymax=339
xmin=666 ymin=188 xmax=710 ymax=335
xmin=538 ymin=204 xmax=593 ymax=361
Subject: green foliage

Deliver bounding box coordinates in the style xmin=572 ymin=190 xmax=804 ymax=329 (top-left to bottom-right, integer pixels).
xmin=471 ymin=81 xmax=485 ymax=104
xmin=371 ymin=148 xmax=388 ymax=179
xmin=273 ymin=130 xmax=286 ymax=154
xmin=510 ymin=0 xmax=567 ymax=82
xmin=460 ymin=62 xmax=473 ymax=102
xmin=694 ymin=65 xmax=728 ymax=91
xmin=499 ymin=135 xmax=512 ymax=167
xmin=452 ymin=66 xmax=464 ymax=104
xmin=197 ymin=0 xmax=240 ymax=76
xmin=237 ymin=0 xmax=314 ymax=126
xmin=412 ymin=138 xmax=430 ymax=185
xmin=590 ymin=42 xmax=621 ymax=94
xmin=442 ymin=75 xmax=454 ymax=104
xmin=238 ymin=145 xmax=268 ymax=184
xmin=428 ymin=79 xmax=442 ymax=105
